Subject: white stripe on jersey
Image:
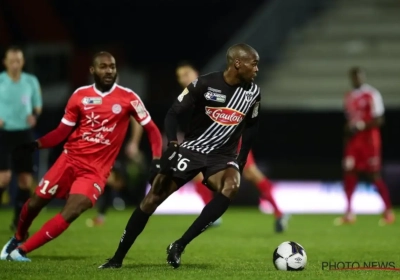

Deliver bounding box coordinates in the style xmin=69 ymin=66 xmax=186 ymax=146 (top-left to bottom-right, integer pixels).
xmin=181 ymin=83 xmax=260 ymax=154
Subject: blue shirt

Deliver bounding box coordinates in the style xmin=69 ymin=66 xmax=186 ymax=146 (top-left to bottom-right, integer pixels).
xmin=0 ymin=71 xmax=42 ymax=131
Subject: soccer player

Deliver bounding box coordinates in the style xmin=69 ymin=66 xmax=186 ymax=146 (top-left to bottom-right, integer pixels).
xmin=100 ymin=43 xmax=262 ymax=269
xmin=175 ymin=61 xmax=285 ymax=231
xmin=335 ymin=67 xmax=395 ymax=226
xmin=0 ymin=52 xmax=162 ymax=262
xmin=0 ymin=46 xmax=42 ymax=231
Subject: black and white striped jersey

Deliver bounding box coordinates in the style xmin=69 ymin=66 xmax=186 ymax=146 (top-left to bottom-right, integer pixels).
xmin=170 ymin=71 xmax=261 ymax=156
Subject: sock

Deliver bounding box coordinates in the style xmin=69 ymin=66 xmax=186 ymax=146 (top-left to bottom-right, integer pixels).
xmin=97 ymin=184 xmax=112 ymax=216
xmin=19 ymin=213 xmax=70 ymax=253
xmin=374 ymin=178 xmax=392 ymax=210
xmin=256 ymin=178 xmax=282 ymax=218
xmin=15 ymin=199 xmax=41 ymax=241
xmin=177 ymin=193 xmax=231 ymax=247
xmin=113 ymin=207 xmax=151 ymax=263
xmin=194 ymin=180 xmax=213 ymax=204
xmin=14 ymin=188 xmax=31 ymax=226
xmin=344 ymin=173 xmax=358 ymax=214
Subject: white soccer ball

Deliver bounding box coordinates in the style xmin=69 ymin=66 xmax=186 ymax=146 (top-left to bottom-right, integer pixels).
xmin=273 ymin=241 xmax=307 ymax=271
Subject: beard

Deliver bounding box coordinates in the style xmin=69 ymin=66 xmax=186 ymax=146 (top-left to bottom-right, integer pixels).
xmin=93 ymin=72 xmax=117 ymax=92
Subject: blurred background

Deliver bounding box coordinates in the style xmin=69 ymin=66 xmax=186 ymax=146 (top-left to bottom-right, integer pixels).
xmin=1 ymin=0 xmax=399 ymax=215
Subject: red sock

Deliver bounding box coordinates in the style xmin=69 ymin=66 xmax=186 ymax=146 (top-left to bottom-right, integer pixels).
xmin=194 ymin=180 xmax=213 ymax=204
xmin=20 ymin=213 xmax=70 ymax=253
xmin=15 ymin=199 xmax=41 ymax=241
xmin=374 ymin=178 xmax=392 ymax=210
xmin=344 ymin=174 xmax=358 ymax=213
xmin=257 ymin=178 xmax=282 ymax=218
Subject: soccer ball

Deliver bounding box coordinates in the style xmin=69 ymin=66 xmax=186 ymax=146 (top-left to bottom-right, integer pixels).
xmin=273 ymin=241 xmax=307 ymax=271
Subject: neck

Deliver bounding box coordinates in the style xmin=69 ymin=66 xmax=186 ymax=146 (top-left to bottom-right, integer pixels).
xmin=95 ymin=83 xmax=112 ymax=93
xmin=7 ymin=71 xmax=21 ymax=82
xmin=223 ymin=68 xmax=241 ymax=86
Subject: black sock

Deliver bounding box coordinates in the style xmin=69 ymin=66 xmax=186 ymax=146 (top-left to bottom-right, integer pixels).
xmin=113 ymin=207 xmax=151 ymax=263
xmin=98 ymin=185 xmax=112 ymax=215
xmin=177 ymin=193 xmax=231 ymax=247
xmin=14 ymin=188 xmax=31 ymax=225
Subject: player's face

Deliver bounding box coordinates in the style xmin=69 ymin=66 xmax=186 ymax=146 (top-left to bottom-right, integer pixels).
xmin=237 ymin=53 xmax=259 ymax=83
xmin=350 ymin=71 xmax=364 ymax=88
xmin=3 ymin=51 xmax=24 ymax=74
xmin=176 ymin=66 xmax=198 ymax=88
xmin=91 ymin=55 xmax=117 ymax=89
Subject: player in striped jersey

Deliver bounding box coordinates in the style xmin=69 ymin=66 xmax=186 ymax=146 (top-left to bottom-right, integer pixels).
xmin=175 ymin=61 xmax=286 ymax=232
xmin=100 ymin=43 xmax=262 ymax=269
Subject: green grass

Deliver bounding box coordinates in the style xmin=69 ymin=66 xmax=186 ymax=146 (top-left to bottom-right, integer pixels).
xmin=0 ymin=207 xmax=399 ymax=280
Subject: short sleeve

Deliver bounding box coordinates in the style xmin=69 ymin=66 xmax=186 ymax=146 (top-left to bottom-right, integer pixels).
xmin=370 ymin=90 xmax=385 ymax=117
xmin=173 ymin=77 xmax=205 ymax=114
xmin=61 ymin=93 xmax=80 ymax=126
xmin=245 ymin=87 xmax=261 ymax=125
xmin=129 ymin=92 xmax=152 ymax=126
xmin=31 ymin=76 xmax=42 ymax=108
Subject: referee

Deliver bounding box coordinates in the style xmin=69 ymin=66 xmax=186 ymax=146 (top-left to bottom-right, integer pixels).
xmin=0 ymin=46 xmax=42 ymax=231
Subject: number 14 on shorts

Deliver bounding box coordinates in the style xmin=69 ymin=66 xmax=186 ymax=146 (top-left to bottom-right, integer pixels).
xmin=39 ymin=180 xmax=59 ymax=195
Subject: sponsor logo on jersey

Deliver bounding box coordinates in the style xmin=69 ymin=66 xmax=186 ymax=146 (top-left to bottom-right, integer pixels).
xmin=82 ymin=97 xmax=102 ymax=105
xmin=204 ymin=91 xmax=226 ymax=103
xmin=112 ymin=104 xmax=122 ymax=114
xmin=205 ymin=106 xmax=244 ymax=126
xmin=130 ymin=100 xmax=147 ymax=118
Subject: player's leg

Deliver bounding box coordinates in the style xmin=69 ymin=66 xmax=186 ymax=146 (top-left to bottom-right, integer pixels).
xmin=1 ymin=191 xmax=51 ymax=261
xmin=243 ymin=162 xmax=286 ymax=233
xmin=99 ymin=174 xmax=182 ymax=268
xmin=0 ymin=130 xmax=12 ymax=209
xmin=335 ymin=142 xmax=359 ymax=225
xmin=90 ymin=172 xmax=116 ymax=226
xmin=167 ymin=161 xmax=240 ymax=268
xmin=11 ymin=130 xmax=35 ymax=231
xmin=99 ymin=147 xmax=202 ymax=269
xmin=192 ymin=173 xmax=221 ymax=226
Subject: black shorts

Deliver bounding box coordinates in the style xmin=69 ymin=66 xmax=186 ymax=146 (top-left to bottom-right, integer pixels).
xmin=172 ymin=147 xmax=239 ymax=188
xmin=0 ymin=129 xmax=34 ymax=173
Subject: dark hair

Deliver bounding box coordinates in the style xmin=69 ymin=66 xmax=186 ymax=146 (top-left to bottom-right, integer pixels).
xmin=176 ymin=60 xmax=197 ymax=71
xmin=349 ymin=66 xmax=363 ymax=75
xmin=92 ymin=51 xmax=113 ymax=66
xmin=4 ymin=45 xmax=23 ymax=57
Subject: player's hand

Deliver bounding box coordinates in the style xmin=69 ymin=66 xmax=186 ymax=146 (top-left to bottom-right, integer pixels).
xmin=125 ymin=141 xmax=139 ymax=159
xmin=0 ymin=119 xmax=4 ymax=128
xmin=159 ymin=142 xmax=179 ymax=175
xmin=26 ymin=115 xmax=37 ymax=127
xmin=12 ymin=141 xmax=39 ymax=161
xmin=148 ymin=159 xmax=161 ymax=185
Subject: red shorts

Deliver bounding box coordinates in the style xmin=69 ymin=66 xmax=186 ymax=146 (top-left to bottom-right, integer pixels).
xmin=343 ymin=139 xmax=381 ymax=172
xmin=244 ymin=150 xmax=256 ymax=169
xmin=35 ymin=153 xmax=106 ymax=206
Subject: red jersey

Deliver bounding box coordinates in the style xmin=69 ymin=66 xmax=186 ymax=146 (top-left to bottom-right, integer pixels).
xmin=61 ymin=83 xmax=151 ymax=175
xmin=343 ymin=84 xmax=384 ymax=142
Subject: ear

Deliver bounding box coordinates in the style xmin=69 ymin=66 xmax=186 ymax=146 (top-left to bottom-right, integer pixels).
xmin=234 ymin=59 xmax=240 ymax=70
xmin=89 ymin=66 xmax=94 ymax=74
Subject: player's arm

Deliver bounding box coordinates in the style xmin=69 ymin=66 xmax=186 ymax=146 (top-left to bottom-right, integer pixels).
xmin=125 ymin=117 xmax=144 ymax=158
xmin=130 ymin=94 xmax=162 ymax=159
xmin=31 ymin=76 xmax=43 ymax=116
xmin=348 ymin=91 xmax=385 ymax=134
xmin=164 ymin=78 xmax=203 ymax=144
xmin=237 ymin=94 xmax=261 ymax=167
xmin=36 ymin=93 xmax=79 ymax=149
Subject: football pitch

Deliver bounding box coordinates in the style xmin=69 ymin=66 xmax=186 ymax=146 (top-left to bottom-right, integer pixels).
xmin=0 ymin=207 xmax=399 ymax=280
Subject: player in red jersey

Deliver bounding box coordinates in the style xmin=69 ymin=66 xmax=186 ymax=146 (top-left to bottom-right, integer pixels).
xmin=0 ymin=52 xmax=163 ymax=262
xmin=335 ymin=67 xmax=395 ymax=226
xmin=175 ymin=61 xmax=286 ymax=232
